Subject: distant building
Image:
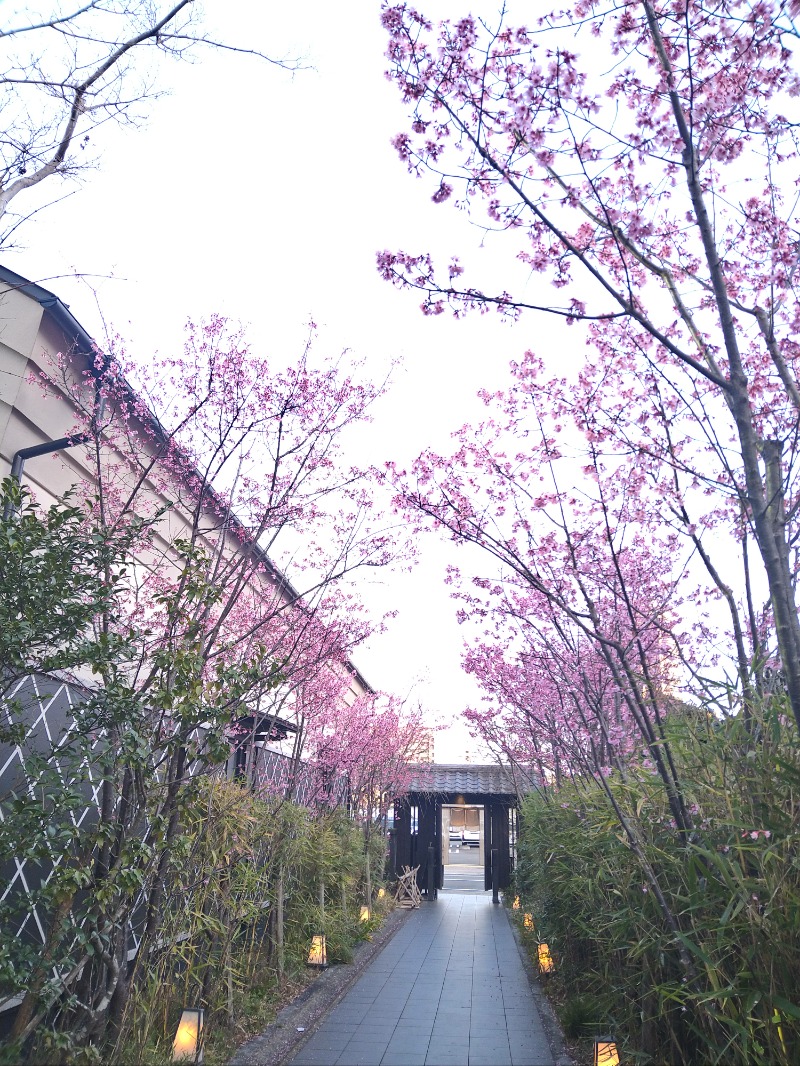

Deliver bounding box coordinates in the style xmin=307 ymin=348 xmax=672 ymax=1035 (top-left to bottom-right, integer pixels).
xmin=408 ymin=727 xmax=435 ymax=763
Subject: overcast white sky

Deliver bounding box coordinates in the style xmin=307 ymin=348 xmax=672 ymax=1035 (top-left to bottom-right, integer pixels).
xmin=5 ymin=0 xmax=575 ymax=760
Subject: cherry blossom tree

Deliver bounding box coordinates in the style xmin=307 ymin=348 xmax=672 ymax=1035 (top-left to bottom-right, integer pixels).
xmin=383 ymin=340 xmax=773 ymax=979
xmin=309 ymin=691 xmax=421 ymax=815
xmin=5 ymin=318 xmax=404 ymax=1047
xmin=379 ymin=0 xmax=800 ymax=731
xmin=389 ymin=388 xmax=697 ymax=817
xmin=306 ymin=690 xmax=424 ymax=905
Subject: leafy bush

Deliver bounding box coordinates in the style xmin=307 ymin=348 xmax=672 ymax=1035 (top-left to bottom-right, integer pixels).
xmin=111 ymin=785 xmax=387 ymax=1061
xmin=514 ymin=701 xmax=800 ymax=1066
xmin=0 ymin=477 xmax=396 ymax=1063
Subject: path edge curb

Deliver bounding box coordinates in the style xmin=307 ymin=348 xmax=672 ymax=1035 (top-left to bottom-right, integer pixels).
xmin=229 ymin=904 xmax=415 ymax=1066
xmin=503 ymin=897 xmax=575 ymax=1066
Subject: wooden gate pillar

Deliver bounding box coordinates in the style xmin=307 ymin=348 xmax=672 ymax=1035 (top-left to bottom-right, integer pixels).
xmin=415 ymin=797 xmax=442 ymax=894
xmin=393 ymin=799 xmax=412 ymax=878
xmin=484 ymin=802 xmax=513 ymax=890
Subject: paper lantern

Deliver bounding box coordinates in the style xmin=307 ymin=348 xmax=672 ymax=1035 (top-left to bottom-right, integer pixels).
xmin=593 ymin=1038 xmax=620 ymax=1066
xmin=172 ymin=1007 xmax=204 ymax=1063
xmin=377 ymin=888 xmax=386 ymax=900
xmin=537 ymin=942 xmax=554 ymax=974
xmin=512 ymin=896 xmax=520 ymax=910
xmin=360 ymin=905 xmax=371 ymax=922
xmin=307 ymin=934 xmax=328 ymax=968
xmin=523 ymin=912 xmax=534 ymax=931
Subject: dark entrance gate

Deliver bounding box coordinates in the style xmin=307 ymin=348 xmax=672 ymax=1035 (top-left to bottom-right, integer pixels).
xmin=390 ymin=764 xmax=532 ymax=895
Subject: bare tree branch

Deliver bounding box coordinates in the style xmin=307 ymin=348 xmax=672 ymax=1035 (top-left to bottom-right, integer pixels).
xmin=0 ymin=1 xmax=300 ymax=239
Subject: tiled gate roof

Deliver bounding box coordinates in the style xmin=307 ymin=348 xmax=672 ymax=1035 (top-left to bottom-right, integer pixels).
xmin=406 ymin=762 xmax=538 ymax=796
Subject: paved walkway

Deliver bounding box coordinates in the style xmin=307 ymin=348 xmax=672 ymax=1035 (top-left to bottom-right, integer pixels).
xmin=288 ymin=886 xmax=558 ymax=1066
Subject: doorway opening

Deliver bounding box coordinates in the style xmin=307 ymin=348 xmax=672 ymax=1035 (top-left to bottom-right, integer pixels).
xmin=442 ymin=803 xmax=485 ymax=892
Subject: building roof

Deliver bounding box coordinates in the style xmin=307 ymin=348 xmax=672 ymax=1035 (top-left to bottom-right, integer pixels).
xmin=407 ymin=763 xmax=539 ymax=797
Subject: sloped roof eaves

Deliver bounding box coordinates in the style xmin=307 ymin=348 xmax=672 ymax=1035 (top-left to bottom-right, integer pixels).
xmin=407 ymin=763 xmax=539 ymax=796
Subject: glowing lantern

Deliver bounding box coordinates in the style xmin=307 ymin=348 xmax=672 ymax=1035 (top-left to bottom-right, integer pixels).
xmin=307 ymin=934 xmax=328 ymax=968
xmin=512 ymin=896 xmax=520 ymax=910
xmin=377 ymin=888 xmax=386 ymax=900
xmin=360 ymin=905 xmax=370 ymax=922
xmin=523 ymin=912 xmax=534 ymax=931
xmin=593 ymin=1038 xmax=620 ymax=1066
xmin=172 ymin=1007 xmax=204 ymax=1063
xmin=537 ymin=942 xmax=554 ymax=974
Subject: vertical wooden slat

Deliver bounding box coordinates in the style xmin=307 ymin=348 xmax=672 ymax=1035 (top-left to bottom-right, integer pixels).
xmin=483 ymin=802 xmax=493 ymax=891
xmin=393 ymin=799 xmax=412 ymax=877
xmin=492 ymin=804 xmax=512 ymax=889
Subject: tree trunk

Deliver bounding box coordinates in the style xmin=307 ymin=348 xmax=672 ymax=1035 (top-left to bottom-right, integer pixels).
xmin=365 ymin=844 xmax=372 ymax=917
xmin=276 ymin=868 xmax=285 ymax=981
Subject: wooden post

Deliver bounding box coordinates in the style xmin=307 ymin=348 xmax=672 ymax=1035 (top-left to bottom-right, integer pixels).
xmin=426 ymin=844 xmax=436 ymax=900
xmin=491 ymin=848 xmax=499 ymax=905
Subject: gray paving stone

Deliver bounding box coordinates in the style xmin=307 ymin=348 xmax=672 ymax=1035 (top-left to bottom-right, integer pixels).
xmin=470 ymin=1036 xmax=510 ymax=1050
xmin=343 ymin=1038 xmax=392 ymax=1053
xmin=330 ymin=1005 xmax=372 ymax=1020
xmin=432 ymin=1014 xmax=471 ymax=1028
xmin=348 ymin=1025 xmax=396 ymax=1039
xmin=337 ymin=1049 xmax=389 ymax=1065
xmin=509 ymin=1045 xmax=554 ymax=1063
xmin=427 ymin=1039 xmax=470 ymax=1057
xmin=507 ymin=1030 xmax=547 ymax=1045
xmin=302 ymin=1032 xmax=352 ymax=1049
xmin=425 ymin=1054 xmax=470 ymax=1066
xmin=291 ymin=1051 xmax=339 ymax=1066
xmin=470 ymin=1020 xmax=510 ymax=1035
xmin=505 ymin=1012 xmax=541 ymax=1025
xmin=287 ymin=893 xmax=566 ymax=1066
xmin=388 ymin=1032 xmax=433 ymax=1048
xmin=511 ymin=1051 xmax=555 ymax=1066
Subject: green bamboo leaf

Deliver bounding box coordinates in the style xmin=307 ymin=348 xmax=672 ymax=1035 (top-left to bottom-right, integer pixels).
xmin=770 ymin=996 xmax=800 ymax=1021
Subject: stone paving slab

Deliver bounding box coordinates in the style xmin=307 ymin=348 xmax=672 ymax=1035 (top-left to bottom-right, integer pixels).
xmin=288 ymin=892 xmax=568 ymax=1066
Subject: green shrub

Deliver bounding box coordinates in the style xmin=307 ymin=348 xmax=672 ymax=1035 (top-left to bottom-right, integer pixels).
xmin=558 ymin=994 xmax=607 ymax=1040
xmin=515 ymin=700 xmax=800 ymax=1066
xmin=108 ymin=785 xmax=391 ymax=1063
